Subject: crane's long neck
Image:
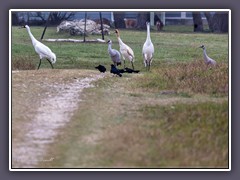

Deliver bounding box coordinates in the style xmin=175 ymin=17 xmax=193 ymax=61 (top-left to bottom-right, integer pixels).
xmin=203 ymin=49 xmax=209 ymax=59
xmin=26 ymin=27 xmax=38 ymax=46
xmin=108 ymin=43 xmax=113 ymax=53
xmin=116 ymin=31 xmax=126 ymax=47
xmin=117 ymin=36 xmax=125 ymax=46
xmin=146 ymin=24 xmax=152 ymax=45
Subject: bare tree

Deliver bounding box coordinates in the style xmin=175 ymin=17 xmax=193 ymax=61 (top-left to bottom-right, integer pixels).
xmin=49 ymin=12 xmax=75 ymax=25
xmin=35 ymin=12 xmax=48 ymax=23
xmin=113 ymin=12 xmax=126 ymax=28
xmin=192 ymin=12 xmax=204 ymax=32
xmin=26 ymin=12 xmax=46 ymax=25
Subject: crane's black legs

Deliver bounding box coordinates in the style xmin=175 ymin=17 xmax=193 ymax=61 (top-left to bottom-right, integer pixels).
xmin=149 ymin=57 xmax=153 ymax=71
xmin=131 ymin=61 xmax=134 ymax=70
xmin=37 ymin=59 xmax=54 ymax=70
xmin=37 ymin=59 xmax=42 ymax=70
xmin=145 ymin=58 xmax=152 ymax=71
xmin=47 ymin=59 xmax=54 ymax=69
xmin=145 ymin=62 xmax=151 ymax=71
xmin=146 ymin=65 xmax=150 ymax=71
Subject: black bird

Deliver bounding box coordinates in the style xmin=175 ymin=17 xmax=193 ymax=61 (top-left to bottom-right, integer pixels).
xmin=117 ymin=68 xmax=127 ymax=73
xmin=95 ymin=65 xmax=106 ymax=73
xmin=125 ymin=67 xmax=140 ymax=73
xmin=110 ymin=64 xmax=122 ymax=77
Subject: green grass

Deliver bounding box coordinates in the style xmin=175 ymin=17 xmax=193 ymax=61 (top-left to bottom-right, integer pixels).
xmin=161 ymin=24 xmax=211 ymax=33
xmin=139 ymin=101 xmax=228 ymax=167
xmin=11 ymin=26 xmax=228 ymax=70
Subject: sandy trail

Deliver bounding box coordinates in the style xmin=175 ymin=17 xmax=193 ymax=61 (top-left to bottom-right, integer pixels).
xmin=12 ymin=71 xmax=104 ymax=168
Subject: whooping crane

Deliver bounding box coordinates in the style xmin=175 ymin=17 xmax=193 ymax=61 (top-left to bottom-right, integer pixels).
xmin=199 ymin=45 xmax=217 ymax=66
xmin=115 ymin=29 xmax=135 ymax=70
xmin=21 ymin=25 xmax=56 ymax=70
xmin=142 ymin=22 xmax=154 ymax=71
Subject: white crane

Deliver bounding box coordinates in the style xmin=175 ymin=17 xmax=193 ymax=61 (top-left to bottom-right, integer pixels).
xmin=199 ymin=45 xmax=217 ymax=66
xmin=107 ymin=39 xmax=122 ymax=67
xmin=142 ymin=22 xmax=154 ymax=71
xmin=115 ymin=29 xmax=135 ymax=70
xmin=22 ymin=25 xmax=56 ymax=69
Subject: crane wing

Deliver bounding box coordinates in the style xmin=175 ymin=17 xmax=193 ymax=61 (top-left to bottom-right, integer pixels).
xmin=34 ymin=42 xmax=53 ymax=59
xmin=110 ymin=49 xmax=119 ymax=57
xmin=127 ymin=47 xmax=134 ymax=58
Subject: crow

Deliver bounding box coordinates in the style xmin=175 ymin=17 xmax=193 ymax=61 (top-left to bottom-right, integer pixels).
xmin=117 ymin=68 xmax=127 ymax=73
xmin=125 ymin=67 xmax=140 ymax=73
xmin=110 ymin=64 xmax=122 ymax=77
xmin=95 ymin=65 xmax=106 ymax=73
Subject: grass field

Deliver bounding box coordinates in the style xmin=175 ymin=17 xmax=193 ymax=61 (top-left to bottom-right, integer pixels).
xmin=11 ymin=25 xmax=229 ymax=169
xmin=11 ymin=25 xmax=228 ymax=70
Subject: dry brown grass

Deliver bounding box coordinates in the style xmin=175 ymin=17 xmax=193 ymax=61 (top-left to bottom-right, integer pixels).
xmin=135 ymin=60 xmax=228 ymax=97
xmin=12 ymin=56 xmax=36 ymax=70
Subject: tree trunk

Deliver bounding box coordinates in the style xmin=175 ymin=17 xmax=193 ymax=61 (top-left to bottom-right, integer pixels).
xmin=136 ymin=12 xmax=149 ymax=29
xmin=113 ymin=12 xmax=126 ymax=29
xmin=204 ymin=12 xmax=228 ymax=33
xmin=12 ymin=12 xmax=19 ymax=25
xmin=204 ymin=12 xmax=214 ymax=32
xmin=212 ymin=12 xmax=228 ymax=33
xmin=192 ymin=12 xmax=203 ymax=32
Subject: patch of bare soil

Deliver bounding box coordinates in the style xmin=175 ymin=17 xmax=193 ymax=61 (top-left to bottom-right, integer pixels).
xmin=11 ymin=69 xmax=104 ymax=168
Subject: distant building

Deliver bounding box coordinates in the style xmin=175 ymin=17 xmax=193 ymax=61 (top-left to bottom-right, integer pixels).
xmin=123 ymin=12 xmax=208 ymax=25
xmin=164 ymin=12 xmax=208 ymax=25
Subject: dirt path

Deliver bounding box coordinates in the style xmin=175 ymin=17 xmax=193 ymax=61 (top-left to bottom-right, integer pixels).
xmin=11 ymin=69 xmax=228 ymax=169
xmin=11 ymin=69 xmax=104 ymax=168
